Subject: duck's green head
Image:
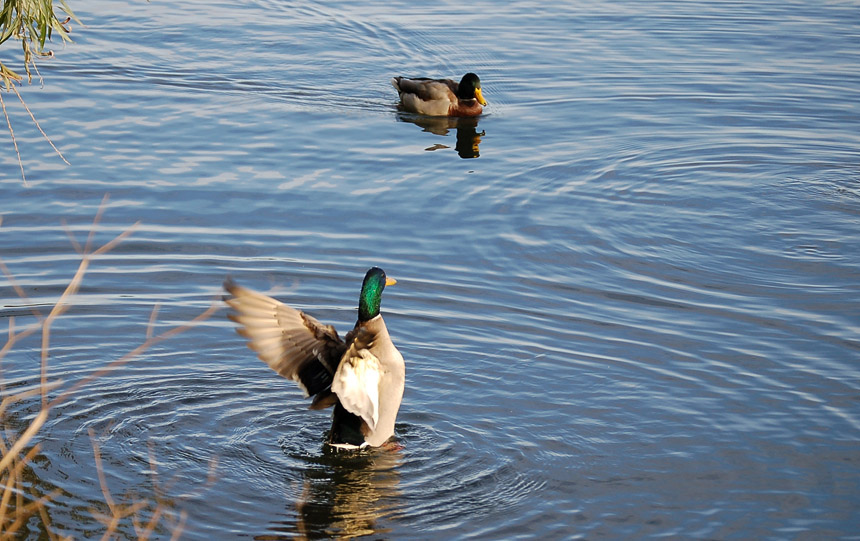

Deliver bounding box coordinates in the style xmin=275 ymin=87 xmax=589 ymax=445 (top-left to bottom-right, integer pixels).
xmin=358 ymin=267 xmax=396 ymax=322
xmin=458 ymin=73 xmax=487 ymax=105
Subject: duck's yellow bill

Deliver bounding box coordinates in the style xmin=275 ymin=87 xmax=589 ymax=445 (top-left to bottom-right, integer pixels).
xmin=475 ymin=87 xmax=488 ymax=106
xmin=386 ymin=277 xmax=397 ymax=286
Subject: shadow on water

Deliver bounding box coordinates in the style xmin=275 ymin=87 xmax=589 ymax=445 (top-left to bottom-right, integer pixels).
xmin=266 ymin=439 xmax=402 ymax=539
xmin=396 ymin=113 xmax=486 ymax=159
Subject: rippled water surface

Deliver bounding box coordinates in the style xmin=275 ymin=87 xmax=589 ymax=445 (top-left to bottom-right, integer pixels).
xmin=2 ymin=0 xmax=859 ymax=538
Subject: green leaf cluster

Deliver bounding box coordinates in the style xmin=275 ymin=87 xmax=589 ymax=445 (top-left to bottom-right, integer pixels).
xmin=0 ymin=0 xmax=78 ymax=89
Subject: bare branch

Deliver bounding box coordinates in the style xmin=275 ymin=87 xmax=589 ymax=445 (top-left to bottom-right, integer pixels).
xmin=0 ymin=91 xmax=28 ymax=187
xmin=88 ymin=429 xmax=116 ymax=513
xmin=61 ymin=218 xmax=84 ymax=256
xmin=146 ymin=303 xmax=161 ymax=341
xmin=0 ymin=258 xmax=44 ymax=321
xmin=85 ymin=194 xmax=110 ymax=255
xmin=170 ymin=510 xmax=188 ymax=541
xmin=1 ymin=201 xmax=218 ymax=539
xmin=0 ymin=409 xmax=48 ymax=479
xmin=48 ymin=302 xmax=220 ymax=410
xmin=11 ymin=84 xmax=69 ymax=165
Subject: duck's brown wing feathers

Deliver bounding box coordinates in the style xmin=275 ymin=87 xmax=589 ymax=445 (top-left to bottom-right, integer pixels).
xmin=224 ymin=278 xmax=346 ymax=401
xmin=393 ymin=77 xmax=458 ymax=102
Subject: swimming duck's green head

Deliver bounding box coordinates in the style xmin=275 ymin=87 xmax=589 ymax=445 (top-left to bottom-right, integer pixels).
xmin=458 ymin=73 xmax=487 ymax=105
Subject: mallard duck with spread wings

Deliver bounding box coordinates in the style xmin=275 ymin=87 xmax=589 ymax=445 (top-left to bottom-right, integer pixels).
xmin=224 ymin=267 xmax=405 ymax=449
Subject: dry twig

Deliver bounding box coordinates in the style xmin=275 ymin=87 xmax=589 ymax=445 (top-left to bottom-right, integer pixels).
xmin=1 ymin=198 xmax=218 ymax=538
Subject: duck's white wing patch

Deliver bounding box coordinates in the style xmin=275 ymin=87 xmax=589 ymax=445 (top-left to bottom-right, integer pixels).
xmin=332 ymin=349 xmax=381 ymax=431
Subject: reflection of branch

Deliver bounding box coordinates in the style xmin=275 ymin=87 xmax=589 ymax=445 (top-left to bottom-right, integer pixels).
xmin=0 ymin=197 xmax=218 ymax=538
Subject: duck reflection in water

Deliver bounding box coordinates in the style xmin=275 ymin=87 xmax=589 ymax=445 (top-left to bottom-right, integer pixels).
xmin=396 ymin=113 xmax=486 ymax=159
xmin=263 ymin=446 xmax=402 ymax=539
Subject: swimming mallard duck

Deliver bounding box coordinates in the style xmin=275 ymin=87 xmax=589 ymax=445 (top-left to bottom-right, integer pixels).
xmin=224 ymin=267 xmax=405 ymax=449
xmin=391 ymin=72 xmax=487 ymax=117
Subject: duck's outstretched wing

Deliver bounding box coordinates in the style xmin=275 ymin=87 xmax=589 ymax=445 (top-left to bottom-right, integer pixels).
xmin=224 ymin=279 xmax=346 ymax=401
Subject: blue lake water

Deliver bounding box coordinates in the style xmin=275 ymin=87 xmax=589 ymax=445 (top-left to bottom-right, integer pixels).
xmin=2 ymin=0 xmax=859 ymax=538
